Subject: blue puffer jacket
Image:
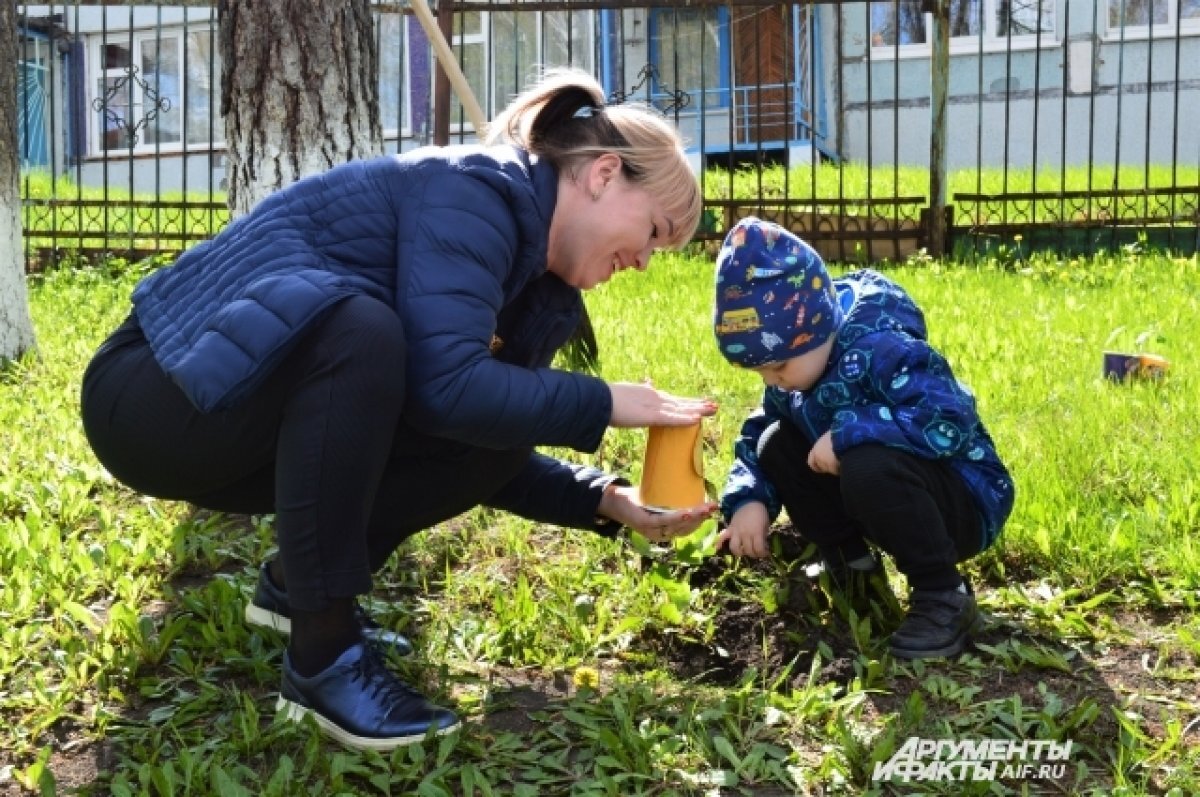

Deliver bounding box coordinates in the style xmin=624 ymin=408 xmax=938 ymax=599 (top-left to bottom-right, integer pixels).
xmin=720 ymin=270 xmax=1015 ymax=550
xmin=131 ymin=145 xmax=620 ymax=532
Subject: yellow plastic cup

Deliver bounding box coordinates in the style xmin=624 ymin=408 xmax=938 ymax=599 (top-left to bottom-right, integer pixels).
xmin=640 ymin=422 xmax=706 ymax=511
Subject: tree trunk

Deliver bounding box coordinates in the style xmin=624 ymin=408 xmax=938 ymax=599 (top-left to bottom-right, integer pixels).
xmin=0 ymin=2 xmax=37 ymax=361
xmin=218 ymin=0 xmax=383 ymax=216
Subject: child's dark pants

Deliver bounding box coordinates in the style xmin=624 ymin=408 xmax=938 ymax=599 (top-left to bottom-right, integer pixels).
xmin=755 ymin=419 xmax=983 ymax=591
xmin=81 ymin=295 xmax=528 ymax=613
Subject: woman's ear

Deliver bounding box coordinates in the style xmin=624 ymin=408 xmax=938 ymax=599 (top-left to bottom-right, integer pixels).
xmin=589 ymin=153 xmax=623 ymax=196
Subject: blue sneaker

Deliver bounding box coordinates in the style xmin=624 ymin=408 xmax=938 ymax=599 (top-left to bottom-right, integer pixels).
xmin=245 ymin=563 xmax=414 ymax=656
xmin=278 ymin=641 xmax=459 ymax=750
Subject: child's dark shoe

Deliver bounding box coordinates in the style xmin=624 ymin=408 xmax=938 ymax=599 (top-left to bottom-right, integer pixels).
xmin=278 ymin=641 xmax=458 ymax=750
xmin=889 ymin=584 xmax=980 ymax=659
xmin=245 ymin=562 xmax=414 ymax=656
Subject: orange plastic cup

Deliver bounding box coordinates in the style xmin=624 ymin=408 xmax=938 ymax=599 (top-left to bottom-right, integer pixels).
xmin=640 ymin=422 xmax=706 ymax=511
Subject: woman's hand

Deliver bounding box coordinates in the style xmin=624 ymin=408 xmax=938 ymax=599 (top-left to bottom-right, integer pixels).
xmin=715 ymin=501 xmax=771 ymax=558
xmin=608 ymin=382 xmax=717 ymax=428
xmin=597 ymin=484 xmax=717 ymax=542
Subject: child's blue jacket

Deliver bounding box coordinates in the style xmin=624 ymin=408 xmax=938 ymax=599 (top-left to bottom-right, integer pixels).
xmin=719 ymin=269 xmax=1015 ymax=549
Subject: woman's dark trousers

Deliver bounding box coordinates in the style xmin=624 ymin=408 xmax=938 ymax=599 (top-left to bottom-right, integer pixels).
xmin=81 ymin=295 xmax=526 ymax=612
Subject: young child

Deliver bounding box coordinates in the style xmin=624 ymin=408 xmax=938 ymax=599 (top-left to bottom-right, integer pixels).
xmin=712 ymin=218 xmax=1014 ymax=659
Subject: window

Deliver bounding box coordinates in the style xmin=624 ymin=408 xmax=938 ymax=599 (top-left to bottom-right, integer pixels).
xmin=451 ymin=7 xmax=595 ymax=130
xmin=491 ymin=10 xmax=539 ymax=118
xmin=19 ymin=34 xmax=51 ymax=168
xmin=449 ymin=10 xmax=487 ymax=128
xmin=376 ymin=12 xmax=411 ymax=136
xmin=541 ymin=9 xmax=594 ymax=69
xmin=90 ymin=28 xmax=220 ymax=154
xmin=1108 ymin=0 xmax=1200 ymax=32
xmin=870 ymin=0 xmax=1055 ymax=50
xmin=1000 ymin=0 xmax=1058 ymax=35
xmin=871 ymin=1 xmax=928 ymax=45
xmin=649 ymin=7 xmax=731 ymax=110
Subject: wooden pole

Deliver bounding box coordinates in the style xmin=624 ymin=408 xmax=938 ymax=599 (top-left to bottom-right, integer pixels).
xmin=408 ymin=0 xmax=488 ymax=135
xmin=432 ymin=2 xmax=452 ymax=145
xmin=927 ymin=0 xmax=950 ymax=256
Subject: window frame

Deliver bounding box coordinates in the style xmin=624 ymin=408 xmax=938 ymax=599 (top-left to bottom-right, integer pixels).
xmin=647 ymin=6 xmax=732 ymax=111
xmin=376 ymin=11 xmax=413 ymax=139
xmin=447 ymin=8 xmax=487 ymax=132
xmin=1102 ymin=0 xmax=1200 ymax=41
xmin=449 ymin=7 xmax=596 ymax=133
xmin=868 ymin=0 xmax=1060 ymax=59
xmin=87 ymin=26 xmax=219 ymax=157
xmin=19 ymin=30 xmax=52 ymax=169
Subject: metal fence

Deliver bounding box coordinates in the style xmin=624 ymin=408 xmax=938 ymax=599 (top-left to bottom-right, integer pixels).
xmin=16 ymin=0 xmax=1200 ymax=270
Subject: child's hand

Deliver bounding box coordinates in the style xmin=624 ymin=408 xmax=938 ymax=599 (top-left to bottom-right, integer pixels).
xmin=716 ymin=501 xmax=770 ymax=558
xmin=807 ymin=431 xmax=840 ymax=475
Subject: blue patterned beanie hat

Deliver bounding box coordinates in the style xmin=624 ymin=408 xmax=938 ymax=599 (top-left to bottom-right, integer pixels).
xmin=713 ymin=218 xmax=842 ymax=368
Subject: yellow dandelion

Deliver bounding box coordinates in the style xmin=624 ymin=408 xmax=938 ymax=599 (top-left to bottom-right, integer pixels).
xmin=573 ymin=666 xmax=600 ymax=690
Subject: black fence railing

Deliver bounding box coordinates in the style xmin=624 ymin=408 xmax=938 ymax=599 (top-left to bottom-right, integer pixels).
xmin=22 ymin=198 xmax=228 ymax=270
xmin=17 ymin=0 xmax=1200 ymax=271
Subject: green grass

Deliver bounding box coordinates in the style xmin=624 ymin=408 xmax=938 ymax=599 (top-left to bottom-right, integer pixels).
xmin=1 ymin=249 xmax=1199 ymax=795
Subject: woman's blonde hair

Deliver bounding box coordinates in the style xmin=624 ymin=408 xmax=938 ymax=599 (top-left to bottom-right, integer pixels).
xmin=485 ymin=68 xmax=701 ymax=250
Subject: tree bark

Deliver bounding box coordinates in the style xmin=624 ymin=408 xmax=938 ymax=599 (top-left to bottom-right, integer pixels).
xmin=0 ymin=2 xmax=37 ymax=361
xmin=218 ymin=0 xmax=383 ymax=216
